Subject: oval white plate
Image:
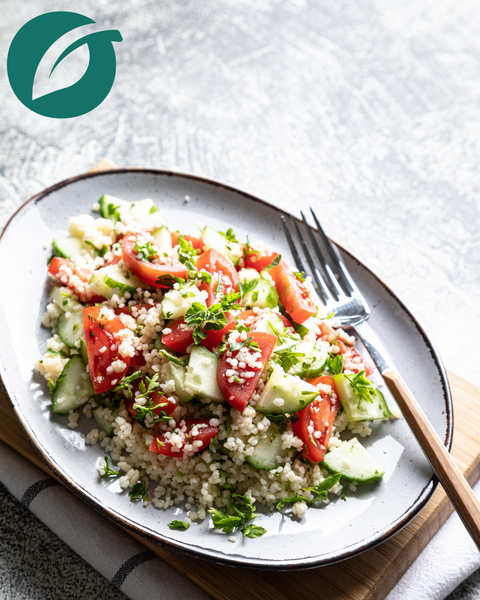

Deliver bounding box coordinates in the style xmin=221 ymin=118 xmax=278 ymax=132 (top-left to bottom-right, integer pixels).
xmin=0 ymin=168 xmax=452 ymax=569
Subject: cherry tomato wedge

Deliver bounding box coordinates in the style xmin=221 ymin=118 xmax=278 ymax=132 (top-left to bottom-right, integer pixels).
xmin=292 ymin=375 xmax=340 ymax=463
xmin=217 ymin=331 xmax=277 ymax=412
xmin=83 ymin=306 xmax=131 ymax=393
xmin=270 ymin=259 xmax=316 ymax=324
xmin=347 ymin=347 xmax=375 ymax=377
xmin=318 ymin=322 xmax=374 ymax=376
xmin=125 ymin=388 xmax=176 ymax=419
xmin=122 ymin=233 xmax=188 ymax=287
xmin=149 ymin=418 xmax=218 ymax=457
xmin=48 ymin=257 xmax=105 ymax=304
xmin=196 ymin=249 xmax=239 ymax=306
xmin=170 ymin=231 xmax=204 ymax=251
xmin=161 ymin=314 xmax=236 ymax=354
xmin=244 ymin=250 xmax=279 ymax=272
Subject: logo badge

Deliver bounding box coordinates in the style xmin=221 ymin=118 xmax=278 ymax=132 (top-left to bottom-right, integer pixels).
xmin=7 ymin=11 xmax=122 ymax=118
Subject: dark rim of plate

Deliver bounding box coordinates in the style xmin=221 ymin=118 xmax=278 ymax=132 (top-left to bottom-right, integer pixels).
xmin=0 ymin=167 xmax=453 ymax=570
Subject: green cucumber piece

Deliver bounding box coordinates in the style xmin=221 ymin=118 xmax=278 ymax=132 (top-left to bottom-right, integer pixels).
xmin=57 ymin=311 xmax=84 ymax=349
xmin=165 ymin=362 xmax=195 ymax=405
xmin=49 ymin=286 xmax=81 ymax=312
xmin=92 ymin=408 xmax=115 ymax=437
xmin=128 ymin=198 xmax=162 ymax=229
xmin=255 ymin=312 xmax=300 ymax=351
xmin=323 ymin=437 xmax=385 ymax=483
xmin=184 ymin=345 xmax=224 ymax=403
xmin=290 ymin=340 xmax=329 ymax=379
xmin=334 ymin=374 xmax=392 ymax=422
xmin=256 ymin=364 xmax=318 ymax=415
xmin=52 ymin=355 xmax=94 ymax=414
xmin=89 ymin=264 xmax=146 ymax=299
xmin=80 ymin=338 xmax=88 ymax=364
xmin=242 ymin=277 xmax=279 ymax=309
xmin=201 ymin=226 xmax=240 ymax=267
xmin=161 ymin=283 xmax=206 ymax=320
xmin=99 ymin=194 xmax=130 ymax=220
xmin=245 ymin=424 xmax=289 ymax=470
xmin=152 ymin=226 xmax=173 ymax=251
xmin=53 ymin=237 xmax=85 ymax=259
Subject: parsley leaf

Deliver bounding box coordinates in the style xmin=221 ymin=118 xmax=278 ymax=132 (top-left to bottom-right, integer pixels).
xmin=323 ymin=353 xmax=344 ymax=376
xmin=129 ymin=480 xmax=149 ymax=502
xmin=158 ymin=349 xmax=189 ymax=367
xmin=276 ymin=494 xmax=310 ymax=511
xmin=185 ymin=294 xmax=241 ymax=345
xmin=47 ymin=379 xmax=56 ymax=394
xmin=219 ymin=228 xmax=238 ymax=243
xmin=133 ymin=239 xmax=158 ymax=261
xmin=345 ymin=370 xmax=377 ymax=406
xmin=238 ymin=279 xmax=258 ymax=300
xmin=176 ymin=236 xmax=200 ymax=276
xmin=265 ymin=255 xmax=281 ymax=269
xmin=168 ymin=520 xmax=190 ymax=531
xmin=293 ymin=270 xmax=306 ymax=282
xmin=303 ymin=473 xmax=342 ymax=503
xmin=99 ymin=456 xmax=123 ymax=478
xmin=209 ymin=491 xmax=265 ymax=539
xmin=273 ymin=348 xmax=305 ymax=372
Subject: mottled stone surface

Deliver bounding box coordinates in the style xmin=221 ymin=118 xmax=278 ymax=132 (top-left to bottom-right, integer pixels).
xmin=0 ymin=0 xmax=479 ymax=597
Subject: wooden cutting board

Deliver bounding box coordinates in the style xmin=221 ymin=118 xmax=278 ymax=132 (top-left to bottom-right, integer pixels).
xmin=2 ymin=161 xmax=480 ymax=600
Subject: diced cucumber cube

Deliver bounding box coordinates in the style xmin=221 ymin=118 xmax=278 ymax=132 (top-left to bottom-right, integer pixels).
xmin=255 ymin=312 xmax=299 ymax=351
xmin=256 ymin=364 xmax=318 ymax=415
xmin=165 ymin=362 xmax=195 ymax=405
xmin=128 ymin=198 xmax=162 ymax=229
xmin=52 ymin=237 xmax=86 ymax=259
xmin=98 ymin=194 xmax=130 ymax=220
xmin=52 ymin=355 xmax=94 ymax=414
xmin=245 ymin=424 xmax=289 ymax=470
xmin=50 ymin=286 xmax=81 ymax=312
xmin=152 ymin=226 xmax=172 ymax=251
xmin=161 ymin=283 xmax=206 ymax=320
xmin=334 ymin=374 xmax=392 ymax=421
xmin=57 ymin=311 xmax=84 ymax=349
xmin=92 ymin=407 xmax=115 ymax=437
xmin=323 ymin=438 xmax=385 ymax=483
xmin=89 ymin=263 xmax=146 ymax=299
xmin=201 ymin=226 xmax=241 ymax=267
xmin=242 ymin=277 xmax=279 ymax=309
xmin=184 ymin=346 xmax=224 ymax=403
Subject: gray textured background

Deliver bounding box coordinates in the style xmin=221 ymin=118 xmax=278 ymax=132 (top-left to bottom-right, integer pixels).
xmin=0 ymin=0 xmax=479 ymax=597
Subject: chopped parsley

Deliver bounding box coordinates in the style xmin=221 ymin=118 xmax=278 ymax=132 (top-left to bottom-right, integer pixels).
xmin=208 ymin=491 xmax=266 ymax=539
xmin=158 ymin=349 xmax=189 ymax=367
xmin=133 ymin=239 xmax=158 ymax=261
xmin=265 ymin=255 xmax=281 ymax=269
xmin=100 ymin=456 xmax=123 ymax=478
xmin=47 ymin=347 xmax=68 ymax=358
xmin=185 ymin=293 xmax=241 ymax=345
xmin=168 ymin=520 xmax=190 ymax=531
xmin=323 ymin=353 xmax=344 ymax=376
xmin=129 ymin=480 xmax=149 ymax=502
xmin=345 ymin=370 xmax=377 ymax=406
xmin=238 ymin=279 xmax=258 ymax=300
xmin=219 ymin=228 xmax=238 ymax=243
xmin=176 ymin=235 xmax=200 ymax=276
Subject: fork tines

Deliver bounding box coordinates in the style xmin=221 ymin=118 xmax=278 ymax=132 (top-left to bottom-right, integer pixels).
xmin=280 ymin=209 xmax=353 ymax=306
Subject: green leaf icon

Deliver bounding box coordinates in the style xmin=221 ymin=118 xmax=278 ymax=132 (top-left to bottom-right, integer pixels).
xmin=7 ymin=11 xmax=122 ymax=118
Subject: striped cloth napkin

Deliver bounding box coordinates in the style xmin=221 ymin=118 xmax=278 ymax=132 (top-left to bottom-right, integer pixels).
xmin=0 ymin=437 xmax=479 ymax=600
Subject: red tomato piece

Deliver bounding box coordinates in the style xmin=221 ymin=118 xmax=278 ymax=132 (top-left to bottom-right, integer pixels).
xmin=244 ymin=250 xmax=279 ymax=272
xmin=83 ymin=306 xmax=131 ymax=393
xmin=269 ymin=259 xmax=316 ymax=324
xmin=196 ymin=249 xmax=239 ymax=303
xmin=292 ymin=375 xmax=340 ymax=463
xmin=201 ymin=311 xmax=237 ymax=352
xmin=217 ymin=331 xmax=277 ymax=412
xmin=161 ymin=313 xmax=236 ymax=354
xmin=161 ymin=318 xmax=194 ymax=354
xmin=122 ymin=233 xmax=188 ymax=287
xmin=48 ymin=257 xmax=105 ymax=304
xmin=149 ymin=418 xmax=217 ymax=457
xmin=125 ymin=388 xmax=176 ymax=419
xmin=170 ymin=231 xmax=204 ymax=251
xmin=129 ymin=352 xmax=146 ymax=368
xmin=346 ymin=347 xmax=375 ymax=377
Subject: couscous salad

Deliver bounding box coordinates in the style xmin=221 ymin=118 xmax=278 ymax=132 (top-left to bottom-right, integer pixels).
xmin=36 ymin=195 xmax=393 ymax=538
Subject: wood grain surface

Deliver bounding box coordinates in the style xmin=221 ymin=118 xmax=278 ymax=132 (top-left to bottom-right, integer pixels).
xmin=1 ymin=370 xmax=479 ymax=600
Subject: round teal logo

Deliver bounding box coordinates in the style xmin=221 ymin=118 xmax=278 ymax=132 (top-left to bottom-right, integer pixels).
xmin=7 ymin=11 xmax=122 ymax=118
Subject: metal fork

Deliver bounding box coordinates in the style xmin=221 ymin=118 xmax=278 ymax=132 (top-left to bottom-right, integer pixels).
xmin=281 ymin=209 xmax=480 ymax=550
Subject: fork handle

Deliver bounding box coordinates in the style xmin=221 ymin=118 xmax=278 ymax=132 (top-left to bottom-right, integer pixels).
xmin=383 ymin=368 xmax=480 ymax=550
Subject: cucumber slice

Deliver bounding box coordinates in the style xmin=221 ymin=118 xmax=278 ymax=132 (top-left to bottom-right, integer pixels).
xmin=89 ymin=263 xmax=146 ymax=299
xmin=256 ymin=364 xmax=318 ymax=415
xmin=99 ymin=194 xmax=130 ymax=220
xmin=92 ymin=407 xmax=115 ymax=437
xmin=57 ymin=311 xmax=84 ymax=349
xmin=52 ymin=355 xmax=94 ymax=414
xmin=128 ymin=198 xmax=162 ymax=229
xmin=245 ymin=424 xmax=289 ymax=470
xmin=165 ymin=362 xmax=195 ymax=405
xmin=290 ymin=340 xmax=329 ymax=379
xmin=323 ymin=437 xmax=385 ymax=483
xmin=50 ymin=286 xmax=81 ymax=312
xmin=152 ymin=226 xmax=173 ymax=251
xmin=161 ymin=283 xmax=206 ymax=320
xmin=80 ymin=338 xmax=88 ymax=364
xmin=201 ymin=226 xmax=240 ymax=267
xmin=334 ymin=374 xmax=392 ymax=422
xmin=53 ymin=237 xmax=85 ymax=259
xmin=255 ymin=312 xmax=300 ymax=351
xmin=242 ymin=277 xmax=279 ymax=309
xmin=184 ymin=345 xmax=224 ymax=403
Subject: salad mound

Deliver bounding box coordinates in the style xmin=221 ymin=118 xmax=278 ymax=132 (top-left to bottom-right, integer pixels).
xmin=36 ymin=194 xmax=394 ymax=538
